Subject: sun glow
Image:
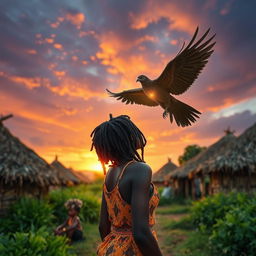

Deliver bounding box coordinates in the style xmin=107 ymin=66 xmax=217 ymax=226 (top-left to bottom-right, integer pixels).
xmin=87 ymin=161 xmax=103 ymax=173
xmin=149 ymin=92 xmax=155 ymax=98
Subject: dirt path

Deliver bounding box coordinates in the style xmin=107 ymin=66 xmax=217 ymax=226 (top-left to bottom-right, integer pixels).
xmin=155 ymin=207 xmax=189 ymax=256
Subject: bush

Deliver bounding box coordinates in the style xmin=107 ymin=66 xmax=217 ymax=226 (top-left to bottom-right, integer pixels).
xmin=158 ymin=195 xmax=173 ymax=206
xmin=49 ymin=187 xmax=100 ymax=223
xmin=0 ymin=197 xmax=54 ymax=233
xmin=209 ymin=201 xmax=256 ymax=256
xmin=190 ymin=193 xmax=249 ymax=232
xmin=0 ymin=228 xmax=73 ymax=256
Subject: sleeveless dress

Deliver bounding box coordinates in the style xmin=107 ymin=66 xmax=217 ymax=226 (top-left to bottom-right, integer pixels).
xmin=97 ymin=160 xmax=160 ymax=256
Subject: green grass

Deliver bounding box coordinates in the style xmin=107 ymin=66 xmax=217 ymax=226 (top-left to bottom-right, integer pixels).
xmin=156 ymin=204 xmax=211 ymax=256
xmin=70 ymin=223 xmax=100 ymax=256
xmin=164 ymin=216 xmax=194 ymax=230
xmin=156 ymin=204 xmax=191 ymax=215
xmin=173 ymin=231 xmax=210 ymax=256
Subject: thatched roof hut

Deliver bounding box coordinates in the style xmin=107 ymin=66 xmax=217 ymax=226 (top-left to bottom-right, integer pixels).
xmin=153 ymin=158 xmax=177 ymax=185
xmin=0 ymin=118 xmax=60 ymax=187
xmin=51 ymin=156 xmax=80 ymax=186
xmin=199 ymin=123 xmax=256 ymax=173
xmin=71 ymin=169 xmax=90 ymax=184
xmin=168 ymin=130 xmax=237 ymax=180
xmin=0 ymin=115 xmax=60 ymax=214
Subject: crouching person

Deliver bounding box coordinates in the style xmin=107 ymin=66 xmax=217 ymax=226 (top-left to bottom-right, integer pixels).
xmin=54 ymin=199 xmax=84 ymax=243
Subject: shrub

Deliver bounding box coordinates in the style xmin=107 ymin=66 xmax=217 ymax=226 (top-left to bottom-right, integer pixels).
xmin=0 ymin=228 xmax=73 ymax=256
xmin=209 ymin=201 xmax=256 ymax=256
xmin=190 ymin=192 xmax=249 ymax=232
xmin=158 ymin=195 xmax=173 ymax=206
xmin=49 ymin=187 xmax=100 ymax=223
xmin=0 ymin=197 xmax=54 ymax=233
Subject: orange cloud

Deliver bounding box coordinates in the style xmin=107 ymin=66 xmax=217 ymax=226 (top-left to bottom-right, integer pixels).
xmin=8 ymin=76 xmax=49 ymax=89
xmin=95 ymin=33 xmax=166 ymax=91
xmin=207 ymin=97 xmax=235 ymax=112
xmin=129 ymin=1 xmax=198 ymax=33
xmin=53 ymin=70 xmax=66 ymax=78
xmin=65 ymin=13 xmax=85 ymax=29
xmin=207 ymin=78 xmax=241 ymax=93
xmin=72 ymin=55 xmax=78 ymax=61
xmin=26 ymin=49 xmax=37 ymax=55
xmin=46 ymin=77 xmax=105 ymax=99
xmin=45 ymin=38 xmax=54 ymax=43
xmin=53 ymin=43 xmax=63 ymax=50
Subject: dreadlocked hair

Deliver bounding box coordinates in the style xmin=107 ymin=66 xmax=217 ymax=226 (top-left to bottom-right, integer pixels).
xmin=90 ymin=115 xmax=147 ymax=174
xmin=64 ymin=199 xmax=83 ymax=212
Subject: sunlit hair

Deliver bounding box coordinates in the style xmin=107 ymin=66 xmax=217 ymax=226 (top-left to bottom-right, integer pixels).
xmin=90 ymin=115 xmax=147 ymax=174
xmin=64 ymin=198 xmax=83 ymax=212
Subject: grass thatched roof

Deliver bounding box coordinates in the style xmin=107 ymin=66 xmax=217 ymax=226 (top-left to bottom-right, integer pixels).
xmin=153 ymin=158 xmax=177 ymax=183
xmin=0 ymin=121 xmax=60 ymax=187
xmin=51 ymin=156 xmax=80 ymax=185
xmin=199 ymin=123 xmax=256 ymax=173
xmin=168 ymin=131 xmax=236 ymax=179
xmin=71 ymin=169 xmax=90 ymax=184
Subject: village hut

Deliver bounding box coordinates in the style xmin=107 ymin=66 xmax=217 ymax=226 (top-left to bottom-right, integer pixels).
xmin=152 ymin=157 xmax=177 ymax=186
xmin=0 ymin=115 xmax=60 ymax=215
xmin=167 ymin=128 xmax=236 ymax=198
xmin=197 ymin=123 xmax=256 ymax=193
xmin=51 ymin=156 xmax=81 ymax=186
xmin=71 ymin=169 xmax=90 ymax=184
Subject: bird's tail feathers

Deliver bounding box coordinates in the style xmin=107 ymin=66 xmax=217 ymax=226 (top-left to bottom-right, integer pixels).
xmin=167 ymin=97 xmax=201 ymax=127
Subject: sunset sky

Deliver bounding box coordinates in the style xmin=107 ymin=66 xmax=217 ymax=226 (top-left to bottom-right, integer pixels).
xmin=1 ymin=0 xmax=255 ymax=173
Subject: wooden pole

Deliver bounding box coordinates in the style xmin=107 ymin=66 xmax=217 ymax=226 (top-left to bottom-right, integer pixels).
xmin=0 ymin=114 xmax=13 ymax=123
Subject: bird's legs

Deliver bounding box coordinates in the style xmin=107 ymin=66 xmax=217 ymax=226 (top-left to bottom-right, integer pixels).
xmin=163 ymin=108 xmax=169 ymax=119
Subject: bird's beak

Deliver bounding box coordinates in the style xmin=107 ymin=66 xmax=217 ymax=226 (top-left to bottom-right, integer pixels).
xmin=136 ymin=78 xmax=140 ymax=82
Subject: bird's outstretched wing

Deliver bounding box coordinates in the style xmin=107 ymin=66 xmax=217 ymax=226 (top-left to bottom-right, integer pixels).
xmin=155 ymin=27 xmax=216 ymax=95
xmin=106 ymin=88 xmax=158 ymax=106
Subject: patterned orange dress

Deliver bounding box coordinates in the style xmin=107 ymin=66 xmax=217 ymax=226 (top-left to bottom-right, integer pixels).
xmin=97 ymin=160 xmax=160 ymax=256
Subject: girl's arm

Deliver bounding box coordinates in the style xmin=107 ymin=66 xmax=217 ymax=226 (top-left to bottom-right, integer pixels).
xmin=55 ymin=219 xmax=68 ymax=231
xmin=99 ymin=191 xmax=111 ymax=240
xmin=131 ymin=163 xmax=163 ymax=256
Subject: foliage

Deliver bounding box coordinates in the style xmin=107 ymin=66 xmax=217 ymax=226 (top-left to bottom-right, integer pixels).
xmin=190 ymin=192 xmax=256 ymax=255
xmin=190 ymin=192 xmax=249 ymax=232
xmin=0 ymin=228 xmax=73 ymax=256
xmin=158 ymin=195 xmax=173 ymax=206
xmin=178 ymin=144 xmax=206 ymax=165
xmin=209 ymin=201 xmax=256 ymax=256
xmin=0 ymin=197 xmax=54 ymax=233
xmin=48 ymin=186 xmax=100 ymax=223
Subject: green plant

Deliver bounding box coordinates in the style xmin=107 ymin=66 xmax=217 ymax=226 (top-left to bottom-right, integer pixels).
xmin=209 ymin=202 xmax=256 ymax=256
xmin=49 ymin=186 xmax=100 ymax=223
xmin=190 ymin=192 xmax=249 ymax=232
xmin=158 ymin=195 xmax=173 ymax=206
xmin=0 ymin=197 xmax=54 ymax=233
xmin=178 ymin=144 xmax=206 ymax=165
xmin=0 ymin=228 xmax=74 ymax=256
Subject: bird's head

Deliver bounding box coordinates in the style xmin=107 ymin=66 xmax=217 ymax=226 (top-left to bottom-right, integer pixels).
xmin=136 ymin=75 xmax=149 ymax=84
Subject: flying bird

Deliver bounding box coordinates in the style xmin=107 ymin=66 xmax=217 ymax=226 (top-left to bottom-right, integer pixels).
xmin=106 ymin=27 xmax=216 ymax=127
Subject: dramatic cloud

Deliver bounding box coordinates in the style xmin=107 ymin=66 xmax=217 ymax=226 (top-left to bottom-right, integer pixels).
xmin=0 ymin=0 xmax=255 ymax=171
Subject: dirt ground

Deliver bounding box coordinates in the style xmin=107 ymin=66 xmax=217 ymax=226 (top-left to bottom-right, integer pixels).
xmin=155 ymin=206 xmax=189 ymax=256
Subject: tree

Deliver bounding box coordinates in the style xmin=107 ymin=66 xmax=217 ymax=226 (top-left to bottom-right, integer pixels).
xmin=178 ymin=144 xmax=206 ymax=166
